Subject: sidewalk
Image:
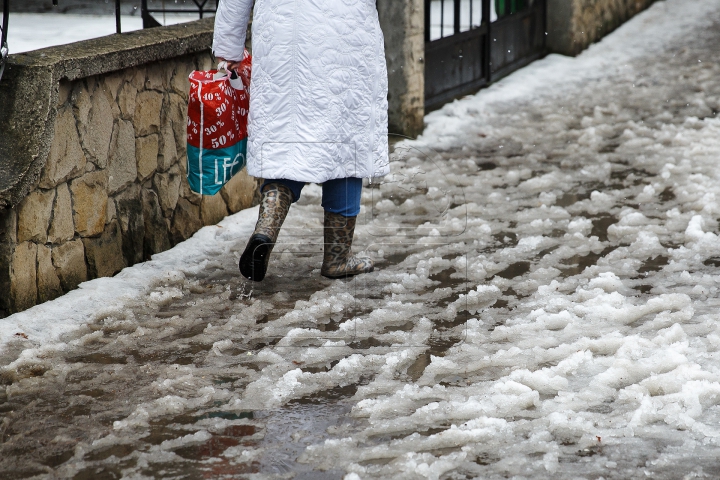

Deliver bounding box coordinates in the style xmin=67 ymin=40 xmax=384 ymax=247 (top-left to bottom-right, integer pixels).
xmin=2 ymin=0 xmax=720 ymax=477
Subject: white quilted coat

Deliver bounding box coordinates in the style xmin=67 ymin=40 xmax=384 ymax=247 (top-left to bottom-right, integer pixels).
xmin=213 ymin=0 xmax=390 ymax=183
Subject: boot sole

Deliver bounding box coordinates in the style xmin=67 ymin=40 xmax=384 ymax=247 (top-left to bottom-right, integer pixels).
xmin=239 ymin=234 xmax=273 ymax=281
xmin=321 ymin=265 xmax=375 ymax=279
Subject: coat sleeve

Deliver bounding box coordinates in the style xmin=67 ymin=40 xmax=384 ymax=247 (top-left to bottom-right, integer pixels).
xmin=212 ymin=0 xmax=253 ymax=62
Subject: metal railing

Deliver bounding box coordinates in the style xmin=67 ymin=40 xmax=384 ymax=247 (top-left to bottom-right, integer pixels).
xmin=0 ymin=0 xmax=217 ymax=83
xmin=141 ymin=0 xmax=217 ymax=29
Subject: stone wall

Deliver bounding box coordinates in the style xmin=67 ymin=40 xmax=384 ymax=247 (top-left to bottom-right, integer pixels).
xmin=548 ymin=0 xmax=657 ymax=56
xmin=0 ymin=20 xmax=258 ymax=316
xmin=377 ymin=0 xmax=425 ymax=139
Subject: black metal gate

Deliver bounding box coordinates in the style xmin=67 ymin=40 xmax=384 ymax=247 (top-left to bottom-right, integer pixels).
xmin=424 ymin=0 xmax=546 ymax=109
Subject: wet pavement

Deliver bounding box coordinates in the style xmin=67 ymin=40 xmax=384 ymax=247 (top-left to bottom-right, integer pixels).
xmin=3 ymin=1 xmax=720 ymax=478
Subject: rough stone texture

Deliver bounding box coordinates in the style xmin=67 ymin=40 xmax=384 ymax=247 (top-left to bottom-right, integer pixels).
xmin=142 ymin=188 xmax=171 ymax=258
xmin=168 ymin=92 xmax=190 ymax=161
xmin=37 ymin=244 xmax=63 ymax=303
xmin=48 ymin=183 xmax=75 ymax=244
xmin=102 ymin=72 xmax=124 ymax=100
xmin=145 ymin=64 xmax=165 ymax=91
xmin=37 ymin=107 xmax=87 ymax=190
xmin=171 ymin=198 xmax=203 ymax=246
xmin=377 ymin=0 xmax=425 ymax=138
xmin=78 ymin=80 xmax=115 ymax=168
xmin=118 ymin=82 xmax=138 ymax=119
xmin=154 ymin=166 xmax=182 ymax=216
xmin=114 ymin=185 xmax=145 ymax=266
xmin=136 ymin=134 xmax=159 ymax=181
xmin=52 ymin=239 xmax=87 ymax=292
xmin=83 ymin=220 xmax=127 ymax=278
xmin=70 ymin=171 xmax=108 ymax=237
xmin=133 ymin=91 xmax=163 ymax=137
xmin=222 ymin=170 xmax=260 ymax=214
xmin=201 ymin=194 xmax=230 ymax=227
xmin=17 ymin=189 xmax=55 ymax=243
xmin=108 ymin=120 xmax=137 ymax=194
xmin=10 ymin=242 xmax=38 ymax=313
xmin=158 ymin=123 xmax=178 ymax=171
xmin=548 ymin=0 xmax=657 ymax=56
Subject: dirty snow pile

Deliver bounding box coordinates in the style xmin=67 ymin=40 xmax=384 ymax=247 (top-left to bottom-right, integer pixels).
xmin=3 ymin=0 xmax=720 ymax=478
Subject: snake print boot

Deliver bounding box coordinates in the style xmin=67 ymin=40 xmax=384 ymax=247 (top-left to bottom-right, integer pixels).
xmin=321 ymin=211 xmax=374 ymax=279
xmin=239 ymin=183 xmax=293 ymax=281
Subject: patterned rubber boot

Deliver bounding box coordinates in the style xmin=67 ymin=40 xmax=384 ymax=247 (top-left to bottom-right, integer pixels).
xmin=239 ymin=183 xmax=293 ymax=281
xmin=321 ymin=211 xmax=374 ymax=279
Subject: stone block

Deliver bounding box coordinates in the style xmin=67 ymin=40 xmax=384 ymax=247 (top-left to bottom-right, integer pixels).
xmin=39 ymin=107 xmax=87 ymax=189
xmin=48 ymin=183 xmax=75 ymax=243
xmin=114 ymin=184 xmax=145 ymax=266
xmin=52 ymin=239 xmax=87 ymax=292
xmin=136 ymin=134 xmax=159 ymax=181
xmin=158 ymin=123 xmax=179 ymax=171
xmin=170 ymin=63 xmax=192 ymax=100
xmin=106 ymin=197 xmax=117 ymax=225
xmin=133 ymin=91 xmax=163 ymax=137
xmin=83 ymin=220 xmax=127 ymax=278
xmin=171 ymin=197 xmax=203 ymax=245
xmin=73 ymin=80 xmax=93 ymax=127
xmin=130 ymin=67 xmax=147 ymax=90
xmin=17 ymin=189 xmax=55 ymax=243
xmin=79 ymin=88 xmax=114 ymax=168
xmin=70 ymin=171 xmax=108 ymax=237
xmin=108 ymin=120 xmax=138 ymax=194
xmin=103 ymin=72 xmax=124 ymax=100
xmin=146 ymin=64 xmax=165 ymax=91
xmin=221 ymin=170 xmax=259 ymax=214
xmin=37 ymin=244 xmax=63 ymax=303
xmin=10 ymin=242 xmax=38 ymax=312
xmin=118 ymin=82 xmax=138 ymax=119
xmin=142 ymin=188 xmax=172 ymax=256
xmin=154 ymin=165 xmax=182 ymax=216
xmin=168 ymin=93 xmax=188 ymax=158
xmin=201 ymin=193 xmax=229 ymax=226
xmin=180 ymin=176 xmax=203 ymax=205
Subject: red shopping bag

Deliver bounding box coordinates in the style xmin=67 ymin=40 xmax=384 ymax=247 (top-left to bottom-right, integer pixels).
xmin=187 ymin=51 xmax=252 ymax=195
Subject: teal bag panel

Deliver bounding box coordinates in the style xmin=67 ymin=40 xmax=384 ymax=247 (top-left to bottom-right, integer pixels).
xmin=186 ymin=139 xmax=247 ymax=196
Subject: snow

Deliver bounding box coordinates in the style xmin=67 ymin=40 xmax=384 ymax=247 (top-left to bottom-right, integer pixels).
xmin=6 ymin=13 xmax=203 ymax=54
xmin=3 ymin=0 xmax=720 ymax=477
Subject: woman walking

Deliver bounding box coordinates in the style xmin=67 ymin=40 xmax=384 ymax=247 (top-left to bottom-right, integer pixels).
xmin=213 ymin=0 xmax=389 ymax=281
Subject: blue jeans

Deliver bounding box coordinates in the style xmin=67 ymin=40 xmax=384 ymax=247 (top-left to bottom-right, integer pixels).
xmin=261 ymin=177 xmax=363 ymax=217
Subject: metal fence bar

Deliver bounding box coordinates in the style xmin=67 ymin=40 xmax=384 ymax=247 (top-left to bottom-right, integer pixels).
xmin=115 ymin=0 xmax=121 ymax=33
xmin=454 ymin=0 xmax=460 ymax=35
xmin=425 ymin=0 xmax=431 ymax=42
xmin=1 ymin=0 xmax=9 ymax=82
xmin=482 ymin=0 xmax=491 ymax=83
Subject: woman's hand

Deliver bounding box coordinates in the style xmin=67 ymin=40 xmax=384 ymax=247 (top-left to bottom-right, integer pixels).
xmin=216 ymin=57 xmax=242 ymax=72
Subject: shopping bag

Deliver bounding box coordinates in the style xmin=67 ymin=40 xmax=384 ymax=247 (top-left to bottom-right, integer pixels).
xmin=187 ymin=52 xmax=252 ymax=196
